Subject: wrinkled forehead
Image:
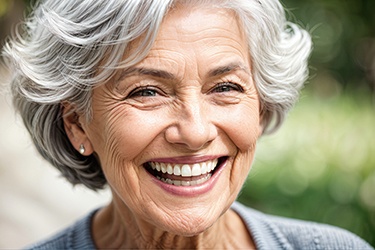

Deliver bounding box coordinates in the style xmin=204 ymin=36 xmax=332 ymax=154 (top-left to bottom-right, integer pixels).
xmin=143 ymin=7 xmax=244 ymax=51
xmin=114 ymin=5 xmax=250 ymax=82
xmin=107 ymin=1 xmax=252 ymax=87
xmin=160 ymin=6 xmax=242 ymax=40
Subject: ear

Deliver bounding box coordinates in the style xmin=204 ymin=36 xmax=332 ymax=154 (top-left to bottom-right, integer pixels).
xmin=62 ymin=103 xmax=94 ymax=156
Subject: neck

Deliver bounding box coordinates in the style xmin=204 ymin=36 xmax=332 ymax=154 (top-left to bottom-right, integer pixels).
xmin=92 ymin=200 xmax=255 ymax=249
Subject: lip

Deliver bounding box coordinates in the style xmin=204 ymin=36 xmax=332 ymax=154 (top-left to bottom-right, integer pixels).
xmin=144 ymin=156 xmax=228 ymax=197
xmin=147 ymin=155 xmax=222 ymax=164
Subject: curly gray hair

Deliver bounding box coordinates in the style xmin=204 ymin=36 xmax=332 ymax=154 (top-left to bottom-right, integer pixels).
xmin=2 ymin=0 xmax=312 ymax=190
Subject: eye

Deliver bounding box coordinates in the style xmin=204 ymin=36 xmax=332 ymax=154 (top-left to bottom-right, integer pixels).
xmin=127 ymin=87 xmax=160 ymax=98
xmin=211 ymin=82 xmax=244 ymax=93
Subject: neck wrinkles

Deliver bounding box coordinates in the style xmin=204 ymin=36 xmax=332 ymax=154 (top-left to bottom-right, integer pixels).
xmin=92 ymin=199 xmax=254 ymax=249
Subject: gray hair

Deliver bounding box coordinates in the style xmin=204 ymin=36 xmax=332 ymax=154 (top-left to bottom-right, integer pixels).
xmin=2 ymin=0 xmax=312 ymax=190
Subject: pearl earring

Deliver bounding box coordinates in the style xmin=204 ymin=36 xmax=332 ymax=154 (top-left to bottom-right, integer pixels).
xmin=79 ymin=144 xmax=85 ymax=154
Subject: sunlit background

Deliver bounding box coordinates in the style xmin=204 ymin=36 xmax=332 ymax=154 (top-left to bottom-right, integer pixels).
xmin=1 ymin=0 xmax=374 ymax=248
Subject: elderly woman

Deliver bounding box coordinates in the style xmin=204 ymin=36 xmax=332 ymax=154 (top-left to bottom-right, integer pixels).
xmin=2 ymin=0 xmax=373 ymax=249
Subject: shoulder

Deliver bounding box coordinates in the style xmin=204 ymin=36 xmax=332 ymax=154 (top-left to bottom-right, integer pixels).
xmin=24 ymin=209 xmax=98 ymax=250
xmin=266 ymin=212 xmax=373 ymax=250
xmin=232 ymin=202 xmax=374 ymax=250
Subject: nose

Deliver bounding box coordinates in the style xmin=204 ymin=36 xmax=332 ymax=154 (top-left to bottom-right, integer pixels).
xmin=165 ymin=99 xmax=218 ymax=151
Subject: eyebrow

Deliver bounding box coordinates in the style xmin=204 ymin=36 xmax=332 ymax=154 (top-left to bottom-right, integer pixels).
xmin=118 ymin=62 xmax=250 ymax=82
xmin=118 ymin=67 xmax=175 ymax=82
xmin=207 ymin=62 xmax=250 ymax=78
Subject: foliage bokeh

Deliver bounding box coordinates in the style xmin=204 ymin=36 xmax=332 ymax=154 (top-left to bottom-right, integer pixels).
xmin=283 ymin=0 xmax=375 ymax=94
xmin=1 ymin=0 xmax=374 ymax=247
xmin=238 ymin=91 xmax=375 ymax=246
xmin=238 ymin=0 xmax=375 ymax=246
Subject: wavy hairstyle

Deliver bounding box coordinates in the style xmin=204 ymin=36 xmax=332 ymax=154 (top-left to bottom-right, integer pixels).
xmin=2 ymin=0 xmax=312 ymax=190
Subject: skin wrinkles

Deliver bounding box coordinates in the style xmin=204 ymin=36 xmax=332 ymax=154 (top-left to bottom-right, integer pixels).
xmin=68 ymin=6 xmax=260 ymax=249
xmin=86 ymin=88 xmax=126 ymax=169
xmin=115 ymin=54 xmax=184 ymax=89
xmin=115 ymin=59 xmax=253 ymax=110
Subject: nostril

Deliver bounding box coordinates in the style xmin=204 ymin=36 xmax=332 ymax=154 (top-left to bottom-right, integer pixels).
xmin=164 ymin=122 xmax=217 ymax=150
xmin=164 ymin=101 xmax=218 ymax=150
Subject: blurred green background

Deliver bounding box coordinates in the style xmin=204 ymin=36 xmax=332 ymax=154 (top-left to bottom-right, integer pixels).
xmin=238 ymin=0 xmax=375 ymax=246
xmin=1 ymin=0 xmax=374 ymax=246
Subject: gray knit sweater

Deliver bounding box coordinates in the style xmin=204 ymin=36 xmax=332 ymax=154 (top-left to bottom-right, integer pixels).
xmin=26 ymin=202 xmax=373 ymax=249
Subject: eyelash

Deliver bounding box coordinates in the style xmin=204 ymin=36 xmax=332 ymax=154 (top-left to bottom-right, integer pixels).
xmin=125 ymin=81 xmax=244 ymax=99
xmin=127 ymin=86 xmax=162 ymax=98
xmin=211 ymin=82 xmax=244 ymax=93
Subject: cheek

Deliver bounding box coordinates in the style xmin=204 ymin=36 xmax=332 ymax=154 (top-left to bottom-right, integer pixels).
xmin=89 ymin=108 xmax=166 ymax=197
xmin=93 ymin=107 xmax=167 ymax=166
xmin=222 ymin=102 xmax=260 ymax=192
xmin=217 ymin=102 xmax=261 ymax=152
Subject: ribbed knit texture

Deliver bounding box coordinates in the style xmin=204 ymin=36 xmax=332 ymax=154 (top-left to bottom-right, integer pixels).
xmin=232 ymin=202 xmax=374 ymax=250
xmin=26 ymin=202 xmax=374 ymax=249
xmin=26 ymin=209 xmax=97 ymax=250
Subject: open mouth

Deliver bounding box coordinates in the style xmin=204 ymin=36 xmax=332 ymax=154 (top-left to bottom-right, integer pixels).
xmin=144 ymin=157 xmax=228 ymax=187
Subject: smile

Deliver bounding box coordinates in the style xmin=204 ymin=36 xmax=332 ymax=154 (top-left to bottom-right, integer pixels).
xmin=144 ymin=157 xmax=227 ymax=187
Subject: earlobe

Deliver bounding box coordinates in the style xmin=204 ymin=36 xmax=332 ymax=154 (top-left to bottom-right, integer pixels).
xmin=61 ymin=103 xmax=94 ymax=156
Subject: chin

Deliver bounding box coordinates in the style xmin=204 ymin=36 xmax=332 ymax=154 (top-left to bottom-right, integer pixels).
xmin=152 ymin=202 xmax=228 ymax=237
xmin=166 ymin=221 xmax=213 ymax=237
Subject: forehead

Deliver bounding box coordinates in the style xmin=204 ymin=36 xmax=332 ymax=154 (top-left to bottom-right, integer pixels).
xmin=125 ymin=6 xmax=250 ymax=75
xmin=160 ymin=6 xmax=242 ymax=38
xmin=155 ymin=6 xmax=246 ymax=51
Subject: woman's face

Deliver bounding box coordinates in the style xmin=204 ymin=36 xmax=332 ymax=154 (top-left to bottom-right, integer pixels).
xmin=82 ymin=6 xmax=261 ymax=235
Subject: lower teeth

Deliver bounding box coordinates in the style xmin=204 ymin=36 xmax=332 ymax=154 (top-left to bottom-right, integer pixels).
xmin=156 ymin=175 xmax=212 ymax=186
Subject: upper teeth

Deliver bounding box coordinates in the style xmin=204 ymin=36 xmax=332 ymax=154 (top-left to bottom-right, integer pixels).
xmin=149 ymin=159 xmax=218 ymax=177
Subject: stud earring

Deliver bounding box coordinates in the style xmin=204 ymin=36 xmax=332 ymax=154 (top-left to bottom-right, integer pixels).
xmin=79 ymin=144 xmax=85 ymax=154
